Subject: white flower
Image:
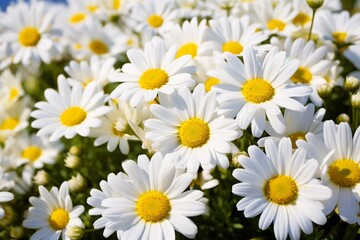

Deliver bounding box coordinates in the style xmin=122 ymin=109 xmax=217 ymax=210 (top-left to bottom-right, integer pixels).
xmin=209 ymin=47 xmax=311 ymax=137
xmin=31 ymin=75 xmax=111 ymax=142
xmin=0 ymin=69 xmax=24 ymax=109
xmin=232 ymin=138 xmax=331 ymax=240
xmin=99 ymin=153 xmax=206 ymax=239
xmin=298 ymin=121 xmax=360 ymax=223
xmin=110 ymin=37 xmax=196 ymax=107
xmin=145 ymin=84 xmax=241 ymax=173
xmin=23 ymin=182 xmax=84 ymax=240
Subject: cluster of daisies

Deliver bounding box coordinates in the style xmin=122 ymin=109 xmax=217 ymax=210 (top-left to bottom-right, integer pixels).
xmin=0 ymin=0 xmax=360 ymax=239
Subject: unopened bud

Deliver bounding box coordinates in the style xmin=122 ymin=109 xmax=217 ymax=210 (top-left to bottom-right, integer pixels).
xmin=232 ymin=151 xmax=248 ymax=168
xmin=68 ymin=173 xmax=87 ymax=193
xmin=317 ymin=83 xmax=333 ymax=99
xmin=352 ymin=92 xmax=360 ymax=108
xmin=306 ymin=0 xmax=324 ymax=9
xmin=33 ymin=170 xmax=49 ymax=186
xmin=65 ymin=225 xmax=84 ymax=240
xmin=69 ymin=146 xmax=81 ymax=155
xmin=64 ymin=154 xmax=81 ymax=169
xmin=345 ymin=76 xmax=360 ymax=93
xmin=10 ymin=226 xmax=25 ymax=239
xmin=336 ymin=113 xmax=350 ymax=123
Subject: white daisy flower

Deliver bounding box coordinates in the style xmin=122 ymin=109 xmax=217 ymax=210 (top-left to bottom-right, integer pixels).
xmin=99 ymin=153 xmax=206 ymax=239
xmin=31 ymin=75 xmax=111 ymax=142
xmin=232 ymin=138 xmax=332 ymax=240
xmin=297 ymin=120 xmax=360 ymax=223
xmin=145 ymin=84 xmax=241 ymax=173
xmin=0 ymin=191 xmax=13 ymax=219
xmin=258 ymin=103 xmax=325 ymax=149
xmin=207 ymin=16 xmax=268 ymax=56
xmin=90 ymin=99 xmax=151 ymax=154
xmin=194 ymin=56 xmax=222 ymax=92
xmin=0 ymin=69 xmax=24 ymax=109
xmin=110 ymin=37 xmax=196 ymax=107
xmin=23 ymin=182 xmax=85 ymax=240
xmin=209 ymin=47 xmax=311 ymax=137
xmin=283 ymin=38 xmax=332 ymax=106
xmin=64 ymin=56 xmax=116 ymax=88
xmin=0 ymin=1 xmax=62 ymax=66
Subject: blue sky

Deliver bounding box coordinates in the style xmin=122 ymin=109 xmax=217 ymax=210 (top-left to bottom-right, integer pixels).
xmin=0 ymin=0 xmax=66 ymax=11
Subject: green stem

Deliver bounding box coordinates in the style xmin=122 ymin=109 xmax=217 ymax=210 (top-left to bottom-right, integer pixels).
xmin=308 ymin=9 xmax=317 ymax=41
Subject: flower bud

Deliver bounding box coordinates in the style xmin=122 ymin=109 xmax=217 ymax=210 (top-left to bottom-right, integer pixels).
xmin=69 ymin=146 xmax=81 ymax=155
xmin=65 ymin=225 xmax=84 ymax=240
xmin=345 ymin=75 xmax=360 ymax=93
xmin=336 ymin=113 xmax=350 ymax=123
xmin=232 ymin=151 xmax=248 ymax=168
xmin=316 ymin=83 xmax=333 ymax=99
xmin=352 ymin=92 xmax=360 ymax=108
xmin=33 ymin=170 xmax=49 ymax=186
xmin=68 ymin=173 xmax=87 ymax=193
xmin=64 ymin=154 xmax=81 ymax=169
xmin=306 ymin=0 xmax=324 ymax=9
xmin=10 ymin=226 xmax=25 ymax=239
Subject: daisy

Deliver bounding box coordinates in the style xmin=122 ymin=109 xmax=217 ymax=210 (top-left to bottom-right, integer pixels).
xmin=99 ymin=153 xmax=206 ymax=239
xmin=297 ymin=121 xmax=360 ymax=223
xmin=0 ymin=1 xmax=62 ymax=66
xmin=194 ymin=56 xmax=221 ymax=92
xmin=90 ymin=99 xmax=150 ymax=154
xmin=110 ymin=37 xmax=196 ymax=107
xmin=232 ymin=138 xmax=332 ymax=240
xmin=23 ymin=182 xmax=85 ymax=240
xmin=209 ymin=47 xmax=311 ymax=137
xmin=258 ymin=103 xmax=325 ymax=149
xmin=145 ymin=84 xmax=241 ymax=173
xmin=0 ymin=69 xmax=24 ymax=109
xmin=31 ymin=75 xmax=111 ymax=142
xmin=64 ymin=56 xmax=116 ymax=88
xmin=206 ymin=16 xmax=268 ymax=56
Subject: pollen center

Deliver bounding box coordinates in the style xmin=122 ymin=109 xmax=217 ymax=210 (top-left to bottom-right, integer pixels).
xmin=147 ymin=14 xmax=164 ymax=28
xmin=328 ymin=159 xmax=360 ymax=188
xmin=222 ymin=41 xmax=244 ymax=55
xmin=22 ymin=146 xmax=42 ymax=162
xmin=0 ymin=117 xmax=19 ymax=130
xmin=136 ymin=191 xmax=171 ymax=223
xmin=113 ymin=0 xmax=121 ymax=9
xmin=242 ymin=78 xmax=275 ymax=104
xmin=289 ymin=132 xmax=306 ymax=149
xmin=60 ymin=107 xmax=87 ymax=126
xmin=267 ymin=19 xmax=286 ymax=31
xmin=9 ymin=88 xmax=19 ymax=100
xmin=332 ymin=32 xmax=347 ymax=44
xmin=18 ymin=27 xmax=41 ymax=47
xmin=139 ymin=68 xmax=169 ymax=90
xmin=291 ymin=67 xmax=313 ymax=84
xmin=264 ymin=175 xmax=298 ymax=205
xmin=176 ymin=43 xmax=198 ymax=58
xmin=89 ymin=39 xmax=109 ymax=55
xmin=205 ymin=77 xmax=220 ymax=92
xmin=178 ymin=118 xmax=210 ymax=148
xmin=292 ymin=12 xmax=311 ymax=26
xmin=49 ymin=209 xmax=69 ymax=230
xmin=69 ymin=13 xmax=86 ymax=24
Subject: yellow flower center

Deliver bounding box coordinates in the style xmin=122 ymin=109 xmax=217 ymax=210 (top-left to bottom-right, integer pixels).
xmin=222 ymin=41 xmax=244 ymax=55
xmin=292 ymin=12 xmax=311 ymax=26
xmin=113 ymin=0 xmax=121 ymax=9
xmin=0 ymin=117 xmax=19 ymax=130
xmin=264 ymin=175 xmax=298 ymax=205
xmin=178 ymin=118 xmax=210 ymax=148
xmin=291 ymin=67 xmax=313 ymax=84
xmin=176 ymin=43 xmax=198 ymax=58
xmin=242 ymin=78 xmax=275 ymax=104
xmin=136 ymin=191 xmax=171 ymax=223
xmin=9 ymin=88 xmax=19 ymax=100
xmin=49 ymin=209 xmax=69 ymax=230
xmin=332 ymin=32 xmax=347 ymax=44
xmin=328 ymin=159 xmax=360 ymax=188
xmin=60 ymin=107 xmax=87 ymax=126
xmin=89 ymin=39 xmax=109 ymax=55
xmin=267 ymin=19 xmax=286 ymax=31
xmin=288 ymin=132 xmax=306 ymax=149
xmin=69 ymin=13 xmax=86 ymax=24
xmin=18 ymin=27 xmax=41 ymax=47
xmin=87 ymin=4 xmax=98 ymax=12
xmin=139 ymin=69 xmax=169 ymax=90
xmin=204 ymin=77 xmax=220 ymax=92
xmin=22 ymin=146 xmax=42 ymax=162
xmin=147 ymin=14 xmax=164 ymax=28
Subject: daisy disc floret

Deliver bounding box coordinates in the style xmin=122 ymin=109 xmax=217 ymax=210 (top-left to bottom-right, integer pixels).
xmin=209 ymin=47 xmax=311 ymax=137
xmin=232 ymin=138 xmax=331 ymax=240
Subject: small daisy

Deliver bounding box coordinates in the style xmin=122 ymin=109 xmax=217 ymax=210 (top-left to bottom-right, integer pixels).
xmin=110 ymin=37 xmax=196 ymax=107
xmin=23 ymin=182 xmax=84 ymax=240
xmin=0 ymin=1 xmax=62 ymax=66
xmin=258 ymin=103 xmax=325 ymax=149
xmin=31 ymin=75 xmax=111 ymax=142
xmin=64 ymin=56 xmax=116 ymax=88
xmin=194 ymin=56 xmax=221 ymax=92
xmin=0 ymin=69 xmax=24 ymax=109
xmin=209 ymin=47 xmax=311 ymax=137
xmin=99 ymin=153 xmax=206 ymax=239
xmin=145 ymin=84 xmax=241 ymax=172
xmin=207 ymin=16 xmax=268 ymax=56
xmin=0 ymin=191 xmax=13 ymax=219
xmin=232 ymin=138 xmax=331 ymax=240
xmin=298 ymin=121 xmax=360 ymax=224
